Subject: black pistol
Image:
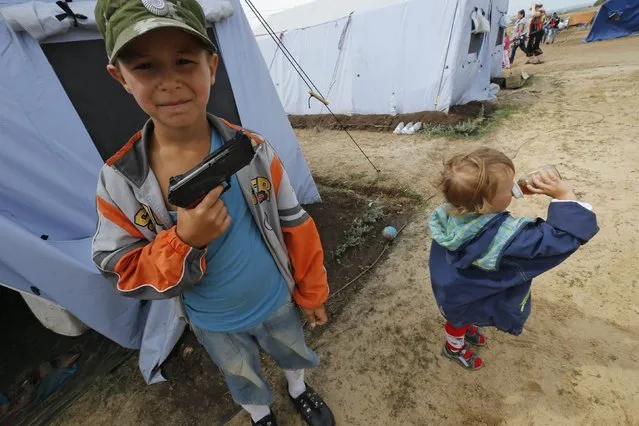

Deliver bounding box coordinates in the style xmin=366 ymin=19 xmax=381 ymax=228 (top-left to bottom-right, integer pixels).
xmin=167 ymin=131 xmax=255 ymax=209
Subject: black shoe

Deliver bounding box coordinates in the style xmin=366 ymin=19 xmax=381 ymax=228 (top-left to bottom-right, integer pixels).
xmin=251 ymin=412 xmax=278 ymax=426
xmin=290 ymin=383 xmax=335 ymax=426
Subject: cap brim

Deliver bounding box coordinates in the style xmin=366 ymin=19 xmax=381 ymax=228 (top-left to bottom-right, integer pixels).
xmin=109 ymin=17 xmax=215 ymax=64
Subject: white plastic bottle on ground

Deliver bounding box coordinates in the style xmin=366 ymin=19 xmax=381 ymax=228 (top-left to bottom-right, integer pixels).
xmin=393 ymin=122 xmax=405 ymax=134
xmin=405 ymin=122 xmax=422 ymax=134
xmin=401 ymin=122 xmax=414 ymax=134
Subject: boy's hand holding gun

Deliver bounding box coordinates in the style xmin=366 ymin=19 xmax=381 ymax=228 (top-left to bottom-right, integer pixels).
xmin=176 ymin=185 xmax=231 ymax=249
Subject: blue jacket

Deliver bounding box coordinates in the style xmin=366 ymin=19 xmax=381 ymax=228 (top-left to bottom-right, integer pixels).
xmin=428 ymin=201 xmax=599 ymax=335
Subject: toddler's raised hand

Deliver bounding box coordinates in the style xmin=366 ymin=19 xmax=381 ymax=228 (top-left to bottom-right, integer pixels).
xmin=527 ymin=169 xmax=576 ymax=200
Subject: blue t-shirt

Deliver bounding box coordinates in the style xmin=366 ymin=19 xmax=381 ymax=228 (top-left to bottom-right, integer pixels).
xmin=168 ymin=129 xmax=288 ymax=332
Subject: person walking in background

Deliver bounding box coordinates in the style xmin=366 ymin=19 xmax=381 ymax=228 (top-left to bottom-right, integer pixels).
xmin=541 ymin=14 xmax=551 ymax=44
xmin=526 ymin=3 xmax=546 ymax=64
xmin=510 ymin=9 xmax=528 ymax=65
xmin=546 ymin=12 xmax=561 ymax=44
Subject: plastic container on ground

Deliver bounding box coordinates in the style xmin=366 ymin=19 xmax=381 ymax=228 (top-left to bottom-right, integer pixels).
xmin=17 ymin=288 xmax=88 ymax=336
xmin=401 ymin=122 xmax=422 ymax=134
xmin=409 ymin=121 xmax=422 ymax=133
xmin=393 ymin=121 xmax=405 ymax=134
xmin=401 ymin=122 xmax=414 ymax=134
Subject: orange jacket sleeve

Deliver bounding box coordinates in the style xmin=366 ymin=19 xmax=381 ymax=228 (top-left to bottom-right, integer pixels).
xmin=92 ymin=178 xmax=207 ymax=300
xmin=269 ymin=153 xmax=329 ymax=309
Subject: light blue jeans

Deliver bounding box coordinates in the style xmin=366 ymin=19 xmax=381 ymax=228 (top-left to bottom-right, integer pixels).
xmin=192 ymin=300 xmax=320 ymax=405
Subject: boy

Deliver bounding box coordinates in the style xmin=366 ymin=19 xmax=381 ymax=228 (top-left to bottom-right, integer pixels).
xmin=91 ymin=0 xmax=335 ymax=424
xmin=428 ymin=148 xmax=598 ymax=369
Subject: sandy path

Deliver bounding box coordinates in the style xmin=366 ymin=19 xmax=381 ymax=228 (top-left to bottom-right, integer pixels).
xmin=228 ymin=30 xmax=639 ymax=425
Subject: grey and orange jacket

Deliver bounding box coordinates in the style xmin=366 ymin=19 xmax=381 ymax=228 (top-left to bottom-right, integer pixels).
xmin=91 ymin=114 xmax=329 ymax=313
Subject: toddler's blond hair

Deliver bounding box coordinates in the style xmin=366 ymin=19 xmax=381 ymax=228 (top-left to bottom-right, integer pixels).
xmin=438 ymin=147 xmax=515 ymax=215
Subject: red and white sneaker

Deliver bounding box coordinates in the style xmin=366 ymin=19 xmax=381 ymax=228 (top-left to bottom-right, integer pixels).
xmin=441 ymin=344 xmax=484 ymax=370
xmin=465 ymin=325 xmax=486 ymax=346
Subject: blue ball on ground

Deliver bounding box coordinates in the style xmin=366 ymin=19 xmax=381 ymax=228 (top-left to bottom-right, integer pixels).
xmin=382 ymin=226 xmax=398 ymax=241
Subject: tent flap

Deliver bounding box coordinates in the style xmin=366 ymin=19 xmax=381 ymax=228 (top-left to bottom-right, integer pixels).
xmin=0 ymin=20 xmax=146 ymax=349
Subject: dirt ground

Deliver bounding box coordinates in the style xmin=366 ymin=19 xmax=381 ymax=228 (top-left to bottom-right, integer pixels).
xmin=227 ymin=29 xmax=639 ymax=425
xmin=50 ymin=28 xmax=639 ymax=426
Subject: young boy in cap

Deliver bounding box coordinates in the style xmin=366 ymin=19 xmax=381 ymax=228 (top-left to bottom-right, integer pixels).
xmin=91 ymin=0 xmax=335 ymax=424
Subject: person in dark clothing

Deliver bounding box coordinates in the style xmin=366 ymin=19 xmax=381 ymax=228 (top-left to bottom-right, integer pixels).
xmin=526 ymin=3 xmax=546 ymax=63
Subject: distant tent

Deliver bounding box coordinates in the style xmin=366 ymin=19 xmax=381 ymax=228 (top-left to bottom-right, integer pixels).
xmin=253 ymin=0 xmax=509 ymax=115
xmin=586 ymin=0 xmax=639 ymax=42
xmin=489 ymin=0 xmax=509 ymax=79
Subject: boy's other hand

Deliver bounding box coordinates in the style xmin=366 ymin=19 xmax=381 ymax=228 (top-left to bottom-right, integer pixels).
xmin=527 ymin=169 xmax=576 ymax=201
xmin=303 ymin=306 xmax=328 ymax=328
xmin=176 ymin=186 xmax=231 ymax=248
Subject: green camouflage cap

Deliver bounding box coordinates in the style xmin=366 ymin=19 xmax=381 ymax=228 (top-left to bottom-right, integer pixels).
xmin=95 ymin=0 xmax=216 ymax=64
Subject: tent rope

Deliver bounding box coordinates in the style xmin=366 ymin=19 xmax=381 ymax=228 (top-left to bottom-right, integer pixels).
xmin=321 ymin=13 xmax=352 ymax=115
xmin=244 ymin=0 xmax=381 ymax=173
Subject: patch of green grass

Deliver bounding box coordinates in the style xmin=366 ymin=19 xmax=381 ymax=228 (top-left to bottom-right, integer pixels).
xmin=400 ymin=187 xmax=425 ymax=202
xmin=333 ymin=203 xmax=385 ymax=261
xmin=422 ymin=103 xmax=519 ymax=139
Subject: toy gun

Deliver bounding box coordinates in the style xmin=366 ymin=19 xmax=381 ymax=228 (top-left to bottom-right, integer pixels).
xmin=167 ymin=131 xmax=255 ymax=209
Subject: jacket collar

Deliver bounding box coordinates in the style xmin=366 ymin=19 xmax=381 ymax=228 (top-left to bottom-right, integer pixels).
xmin=109 ymin=114 xmax=245 ymax=188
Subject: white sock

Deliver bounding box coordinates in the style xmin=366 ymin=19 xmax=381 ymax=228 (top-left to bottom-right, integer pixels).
xmin=241 ymin=404 xmax=271 ymax=422
xmin=284 ymin=369 xmax=307 ymax=399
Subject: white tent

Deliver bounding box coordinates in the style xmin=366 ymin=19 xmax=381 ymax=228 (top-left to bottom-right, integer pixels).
xmin=0 ymin=0 xmax=318 ymax=384
xmin=489 ymin=0 xmax=509 ymax=78
xmin=254 ymin=0 xmax=509 ymax=115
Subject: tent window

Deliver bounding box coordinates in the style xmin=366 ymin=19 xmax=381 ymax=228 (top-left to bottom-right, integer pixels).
xmin=496 ymin=27 xmax=504 ymax=46
xmin=468 ymin=33 xmax=484 ymax=55
xmin=41 ymin=27 xmax=240 ymax=162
